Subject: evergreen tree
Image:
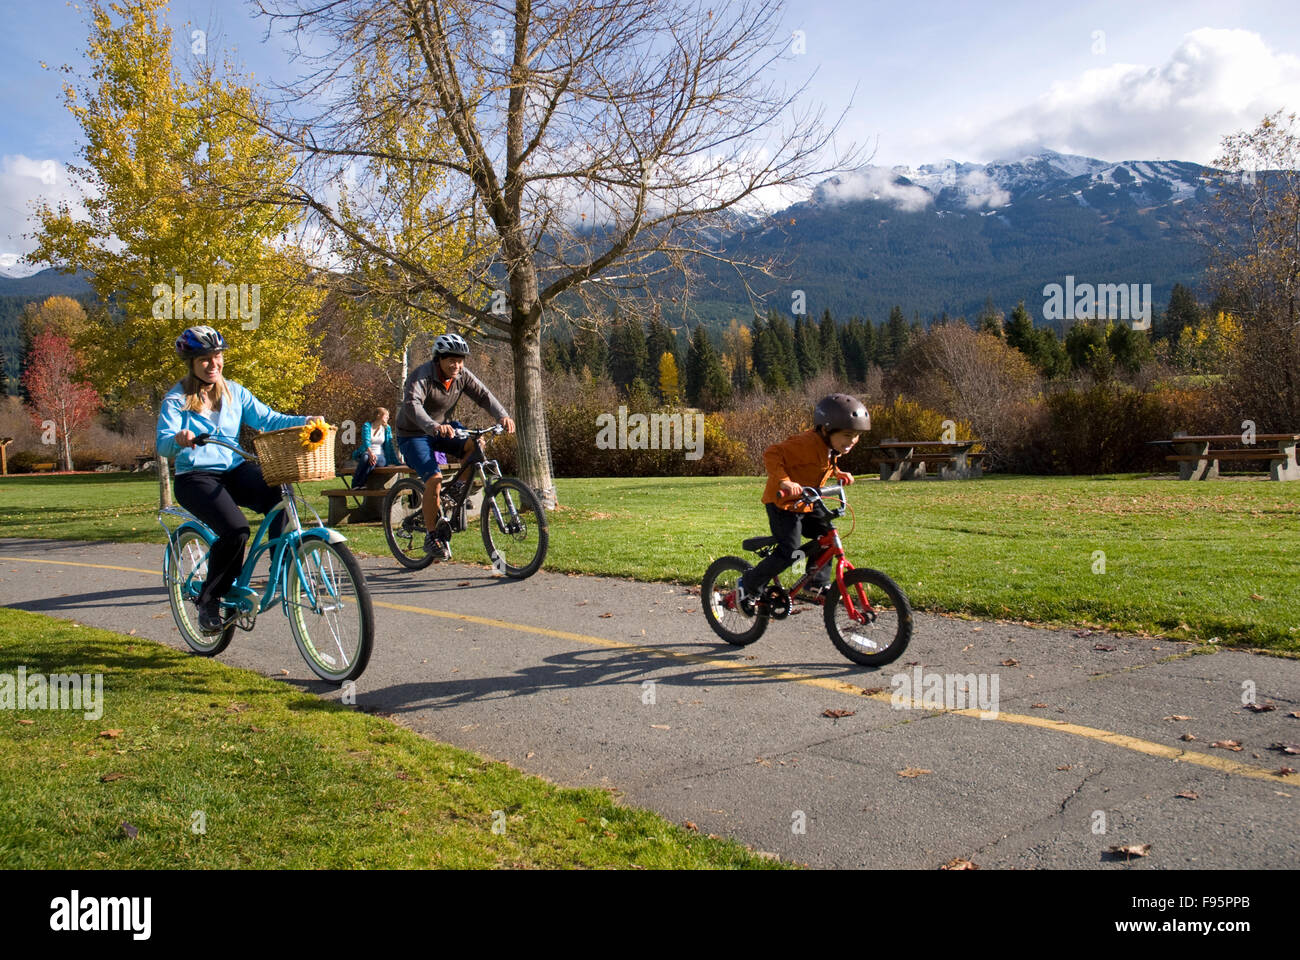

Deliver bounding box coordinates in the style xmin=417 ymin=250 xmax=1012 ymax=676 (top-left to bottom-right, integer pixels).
xmin=819 ymin=310 xmax=845 ymax=381
xmin=644 ymin=311 xmax=677 ymax=387
xmin=607 ymin=315 xmax=648 ymax=394
xmin=768 ymin=311 xmax=800 ymax=386
xmin=886 ymin=306 xmax=908 ymax=366
xmin=0 ymin=342 xmax=8 ymax=397
xmin=1004 ymin=300 xmax=1034 ymax=351
xmin=1065 ymin=321 xmax=1106 ymax=372
xmin=685 ymin=324 xmax=731 ymax=409
xmin=793 ymin=314 xmax=821 ymax=382
xmin=977 ymin=296 xmax=1004 ymax=337
xmin=572 ymin=324 xmax=607 ymax=380
xmin=1161 ymin=283 xmax=1200 ymax=346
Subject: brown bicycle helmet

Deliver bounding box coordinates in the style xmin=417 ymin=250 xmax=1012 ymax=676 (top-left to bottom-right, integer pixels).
xmin=813 ymin=393 xmax=870 ymax=432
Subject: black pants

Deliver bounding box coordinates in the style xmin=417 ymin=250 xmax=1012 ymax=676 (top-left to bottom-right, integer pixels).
xmin=741 ymin=503 xmax=834 ymax=593
xmin=174 ymin=462 xmax=286 ymax=609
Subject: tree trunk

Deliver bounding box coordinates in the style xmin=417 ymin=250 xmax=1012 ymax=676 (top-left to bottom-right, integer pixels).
xmin=159 ymin=454 xmax=172 ymax=508
xmin=510 ymin=308 xmax=556 ymax=508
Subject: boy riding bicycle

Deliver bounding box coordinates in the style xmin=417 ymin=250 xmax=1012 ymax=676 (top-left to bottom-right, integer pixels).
xmin=394 ymin=333 xmax=515 ymax=560
xmin=735 ymin=394 xmax=869 ymax=612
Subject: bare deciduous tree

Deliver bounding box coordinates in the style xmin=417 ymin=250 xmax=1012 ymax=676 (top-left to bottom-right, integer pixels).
xmin=249 ymin=0 xmax=863 ymax=503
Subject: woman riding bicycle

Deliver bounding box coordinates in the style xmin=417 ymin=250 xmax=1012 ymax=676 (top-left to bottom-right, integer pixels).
xmin=156 ymin=325 xmax=322 ymax=632
xmin=394 ymin=333 xmax=514 ymax=560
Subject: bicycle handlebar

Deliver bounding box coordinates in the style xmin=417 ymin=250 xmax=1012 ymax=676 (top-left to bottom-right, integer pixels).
xmin=192 ymin=432 xmax=258 ymax=461
xmin=797 ymin=484 xmax=846 ymax=515
xmin=450 ymin=424 xmax=506 ymax=441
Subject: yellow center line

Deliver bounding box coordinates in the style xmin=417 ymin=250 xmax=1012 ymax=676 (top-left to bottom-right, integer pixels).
xmin=7 ymin=555 xmax=1298 ymax=788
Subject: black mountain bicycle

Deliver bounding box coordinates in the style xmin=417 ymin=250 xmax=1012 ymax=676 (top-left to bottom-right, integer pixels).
xmin=382 ymin=424 xmax=548 ymax=578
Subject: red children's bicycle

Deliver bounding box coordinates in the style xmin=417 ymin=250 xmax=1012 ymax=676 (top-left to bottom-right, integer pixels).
xmin=701 ymin=484 xmax=913 ymax=666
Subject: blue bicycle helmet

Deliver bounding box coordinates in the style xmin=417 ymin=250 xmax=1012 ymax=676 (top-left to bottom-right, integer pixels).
xmin=175 ymin=325 xmax=227 ymax=360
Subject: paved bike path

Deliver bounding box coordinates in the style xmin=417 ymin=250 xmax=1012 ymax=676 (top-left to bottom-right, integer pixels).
xmin=2 ymin=537 xmax=1297 ymax=869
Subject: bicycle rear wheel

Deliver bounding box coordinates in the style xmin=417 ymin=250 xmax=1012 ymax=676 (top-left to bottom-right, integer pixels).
xmin=701 ymin=556 xmax=768 ymax=646
xmin=480 ymin=477 xmax=548 ymax=579
xmin=824 ymin=568 xmax=912 ymax=666
xmin=383 ymin=477 xmax=435 ymax=570
xmin=164 ymin=528 xmax=234 ymax=656
xmin=286 ymin=539 xmax=374 ymax=683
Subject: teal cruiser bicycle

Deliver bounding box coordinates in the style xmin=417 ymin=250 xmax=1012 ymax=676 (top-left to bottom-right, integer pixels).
xmin=159 ymin=433 xmax=375 ymax=683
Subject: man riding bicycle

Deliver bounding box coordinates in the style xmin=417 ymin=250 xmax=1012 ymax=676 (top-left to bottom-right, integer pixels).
xmin=394 ymin=333 xmax=515 ymax=560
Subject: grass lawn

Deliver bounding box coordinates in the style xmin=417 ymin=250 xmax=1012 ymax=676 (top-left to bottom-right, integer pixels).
xmin=2 ymin=470 xmax=1298 ymax=651
xmin=0 ymin=607 xmax=783 ymax=868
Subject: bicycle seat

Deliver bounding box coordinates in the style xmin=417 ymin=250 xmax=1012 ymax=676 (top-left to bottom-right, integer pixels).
xmin=742 ymin=535 xmax=779 ymax=552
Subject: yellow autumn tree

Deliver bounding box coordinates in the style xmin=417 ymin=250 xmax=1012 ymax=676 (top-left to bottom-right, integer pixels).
xmin=658 ymin=351 xmax=681 ymax=404
xmin=1182 ymin=310 xmax=1242 ymax=373
xmin=334 ymin=35 xmax=489 ymax=388
xmin=25 ymin=0 xmax=320 ymax=410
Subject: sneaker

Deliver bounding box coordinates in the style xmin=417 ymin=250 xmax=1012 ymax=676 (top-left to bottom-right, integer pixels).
xmin=735 ymin=579 xmax=759 ymax=616
xmin=197 ymin=600 xmax=224 ymax=632
xmin=795 ymin=584 xmax=831 ymax=605
xmin=423 ymin=533 xmax=451 ymax=561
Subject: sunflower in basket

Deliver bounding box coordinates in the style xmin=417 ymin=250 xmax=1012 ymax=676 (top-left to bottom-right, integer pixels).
xmin=299 ymin=418 xmax=331 ymax=451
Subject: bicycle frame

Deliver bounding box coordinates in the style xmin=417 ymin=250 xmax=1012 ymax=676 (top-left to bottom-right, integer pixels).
xmin=767 ymin=490 xmax=873 ymax=624
xmin=159 ymin=438 xmax=348 ymax=624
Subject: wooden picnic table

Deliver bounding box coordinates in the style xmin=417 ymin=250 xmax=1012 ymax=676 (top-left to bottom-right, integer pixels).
xmin=322 ymin=464 xmax=416 ymax=525
xmin=1150 ymin=433 xmax=1300 ymax=481
xmin=866 ymin=438 xmax=985 ymax=481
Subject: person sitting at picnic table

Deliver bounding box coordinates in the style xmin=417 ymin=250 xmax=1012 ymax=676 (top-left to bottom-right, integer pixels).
xmin=350 ymin=406 xmax=400 ymax=489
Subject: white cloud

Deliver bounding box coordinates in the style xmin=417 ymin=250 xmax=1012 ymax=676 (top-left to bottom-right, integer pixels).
xmin=0 ymin=154 xmax=90 ymax=275
xmin=957 ymin=169 xmax=1010 ymax=209
xmin=816 ymin=166 xmax=933 ymax=212
xmin=948 ymin=29 xmax=1300 ymax=163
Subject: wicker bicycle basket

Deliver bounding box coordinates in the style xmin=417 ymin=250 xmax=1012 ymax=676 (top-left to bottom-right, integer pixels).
xmin=252 ymin=424 xmax=336 ymax=485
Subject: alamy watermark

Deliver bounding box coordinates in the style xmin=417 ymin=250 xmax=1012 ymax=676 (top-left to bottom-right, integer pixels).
xmin=595 ymin=406 xmax=705 ymax=461
xmin=891 ymin=666 xmax=999 ymax=719
xmin=1 ymin=665 xmax=103 ymax=721
xmin=151 ymin=274 xmax=261 ymax=331
xmin=1042 ymin=275 xmax=1151 ymax=330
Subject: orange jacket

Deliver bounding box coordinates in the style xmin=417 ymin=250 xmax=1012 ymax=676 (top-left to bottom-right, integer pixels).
xmin=762 ymin=429 xmax=838 ymax=512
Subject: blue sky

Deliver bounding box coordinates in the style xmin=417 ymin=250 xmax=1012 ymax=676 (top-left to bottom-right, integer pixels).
xmin=2 ymin=0 xmax=1298 ymax=271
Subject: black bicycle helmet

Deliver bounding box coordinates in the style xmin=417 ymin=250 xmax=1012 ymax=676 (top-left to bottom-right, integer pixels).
xmin=813 ymin=393 xmax=870 ymax=432
xmin=175 ymin=325 xmax=227 ymax=360
xmin=433 ymin=333 xmax=470 ymax=360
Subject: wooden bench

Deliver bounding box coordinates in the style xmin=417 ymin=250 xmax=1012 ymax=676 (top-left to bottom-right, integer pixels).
xmin=33 ymin=462 xmax=56 ymax=473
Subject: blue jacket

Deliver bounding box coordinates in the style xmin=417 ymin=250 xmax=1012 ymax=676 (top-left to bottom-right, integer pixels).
xmin=353 ymin=422 xmax=399 ymax=464
xmin=156 ymin=380 xmax=307 ymax=474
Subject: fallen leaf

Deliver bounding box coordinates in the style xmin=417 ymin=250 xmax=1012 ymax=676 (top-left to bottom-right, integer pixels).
xmin=897 ymin=767 xmax=932 ymax=778
xmin=1243 ymin=702 xmax=1276 ymax=713
xmin=525 ymin=752 xmax=535 ymax=759
xmin=1180 ymin=733 xmax=1197 ymax=741
xmin=575 ymin=817 xmax=587 ymax=823
xmin=279 ymin=669 xmax=289 ymax=676
xmin=1175 ymin=791 xmax=1199 ymax=800
xmin=1274 ymin=767 xmax=1297 ymax=777
xmin=961 ymin=644 xmax=972 ymax=652
xmin=650 ymin=724 xmax=670 ymax=730
xmin=860 ymin=687 xmax=885 ymax=696
xmin=599 ymin=612 xmax=613 ymax=618
xmin=16 ymin=718 xmax=33 ymax=725
xmin=1163 ymin=715 xmax=1194 ymax=721
xmin=941 ymin=857 xmax=978 ymax=870
xmin=1250 ymin=593 xmax=1265 ymax=601
xmin=98 ymin=729 xmax=122 ymax=739
xmin=121 ymin=822 xmax=138 ymax=839
xmin=1288 ymin=712 xmax=1300 ymax=719
xmin=1031 ymin=702 xmax=1048 ymax=709
xmin=457 ymin=581 xmax=471 ymax=587
xmin=1000 ymin=658 xmax=1019 ymax=667
xmin=99 ymin=772 xmax=126 ymax=782
xmin=1269 ymin=742 xmax=1300 ymax=755
xmin=683 ymin=821 xmax=698 ymax=832
xmin=1093 ymin=643 xmax=1116 ymax=652
xmin=1057 ymin=764 xmax=1073 ymax=771
xmin=1210 ymin=740 xmax=1243 ymax=751
xmin=250 ymin=726 xmax=265 ymax=733
xmin=1109 ymin=843 xmax=1151 ymax=859
xmin=822 ymin=708 xmax=855 ymax=719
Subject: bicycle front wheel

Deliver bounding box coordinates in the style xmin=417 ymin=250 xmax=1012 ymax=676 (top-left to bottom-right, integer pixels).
xmin=701 ymin=556 xmax=768 ymax=646
xmin=164 ymin=528 xmax=234 ymax=656
xmin=480 ymin=477 xmax=548 ymax=579
xmin=383 ymin=477 xmax=435 ymax=570
xmin=286 ymin=539 xmax=374 ymax=683
xmin=824 ymin=568 xmax=912 ymax=666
